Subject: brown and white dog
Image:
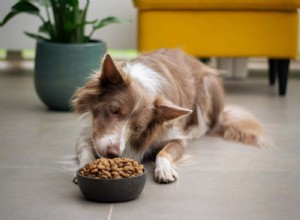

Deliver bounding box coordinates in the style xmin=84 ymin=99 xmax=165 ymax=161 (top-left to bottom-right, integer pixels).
xmin=72 ymin=49 xmax=268 ymax=183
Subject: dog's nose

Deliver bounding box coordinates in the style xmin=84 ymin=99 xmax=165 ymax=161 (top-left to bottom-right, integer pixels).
xmin=107 ymin=145 xmax=120 ymax=159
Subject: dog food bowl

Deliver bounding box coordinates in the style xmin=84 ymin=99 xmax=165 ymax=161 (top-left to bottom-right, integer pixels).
xmin=76 ymin=168 xmax=147 ymax=202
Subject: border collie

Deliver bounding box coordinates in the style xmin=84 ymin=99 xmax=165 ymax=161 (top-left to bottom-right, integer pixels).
xmin=72 ymin=49 xmax=268 ymax=183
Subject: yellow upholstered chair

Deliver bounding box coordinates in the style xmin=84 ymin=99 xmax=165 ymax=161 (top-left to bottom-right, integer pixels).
xmin=133 ymin=0 xmax=300 ymax=95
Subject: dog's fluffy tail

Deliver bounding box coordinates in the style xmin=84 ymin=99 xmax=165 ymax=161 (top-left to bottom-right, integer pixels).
xmin=209 ymin=105 xmax=272 ymax=148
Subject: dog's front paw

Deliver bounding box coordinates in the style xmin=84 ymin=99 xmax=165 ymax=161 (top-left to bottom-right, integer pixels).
xmin=154 ymin=157 xmax=178 ymax=183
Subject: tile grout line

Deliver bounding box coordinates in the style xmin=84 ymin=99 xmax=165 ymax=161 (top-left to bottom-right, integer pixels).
xmin=107 ymin=204 xmax=113 ymax=220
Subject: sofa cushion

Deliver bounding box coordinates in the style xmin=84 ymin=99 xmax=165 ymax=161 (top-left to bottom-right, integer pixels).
xmin=133 ymin=0 xmax=300 ymax=11
xmin=137 ymin=10 xmax=298 ymax=58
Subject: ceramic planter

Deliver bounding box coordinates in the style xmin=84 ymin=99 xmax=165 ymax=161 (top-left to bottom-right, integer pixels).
xmin=34 ymin=40 xmax=106 ymax=111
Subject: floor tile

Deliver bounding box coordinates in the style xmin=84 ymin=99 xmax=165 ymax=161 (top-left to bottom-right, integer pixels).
xmin=0 ymin=168 xmax=111 ymax=220
xmin=0 ymin=63 xmax=300 ymax=220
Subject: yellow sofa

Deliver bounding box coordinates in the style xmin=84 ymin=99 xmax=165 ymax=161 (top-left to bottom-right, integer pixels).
xmin=133 ymin=0 xmax=300 ymax=95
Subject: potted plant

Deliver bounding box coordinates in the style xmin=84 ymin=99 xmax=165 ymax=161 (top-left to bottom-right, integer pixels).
xmin=1 ymin=0 xmax=125 ymax=111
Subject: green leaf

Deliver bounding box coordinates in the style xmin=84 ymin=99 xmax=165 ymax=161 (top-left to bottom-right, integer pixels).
xmin=64 ymin=20 xmax=97 ymax=31
xmin=12 ymin=1 xmax=40 ymax=14
xmin=27 ymin=0 xmax=51 ymax=7
xmin=1 ymin=11 xmax=19 ymax=26
xmin=1 ymin=1 xmax=40 ymax=26
xmin=38 ymin=21 xmax=52 ymax=34
xmin=93 ymin=16 xmax=129 ymax=30
xmin=24 ymin=31 xmax=49 ymax=41
xmin=65 ymin=0 xmax=78 ymax=5
xmin=83 ymin=35 xmax=90 ymax=43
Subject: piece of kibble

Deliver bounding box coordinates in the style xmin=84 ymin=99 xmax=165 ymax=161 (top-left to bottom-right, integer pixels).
xmin=79 ymin=157 xmax=144 ymax=179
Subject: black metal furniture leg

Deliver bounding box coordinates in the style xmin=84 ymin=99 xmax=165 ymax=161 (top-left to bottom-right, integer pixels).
xmin=277 ymin=59 xmax=290 ymax=96
xmin=268 ymin=59 xmax=277 ymax=86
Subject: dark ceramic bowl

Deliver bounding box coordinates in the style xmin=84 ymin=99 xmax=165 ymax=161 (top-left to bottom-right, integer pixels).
xmin=76 ymin=168 xmax=147 ymax=202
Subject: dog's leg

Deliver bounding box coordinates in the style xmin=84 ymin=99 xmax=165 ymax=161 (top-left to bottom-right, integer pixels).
xmin=73 ymin=132 xmax=95 ymax=184
xmin=75 ymin=126 xmax=95 ymax=167
xmin=155 ymin=139 xmax=185 ymax=183
xmin=76 ymin=135 xmax=95 ymax=168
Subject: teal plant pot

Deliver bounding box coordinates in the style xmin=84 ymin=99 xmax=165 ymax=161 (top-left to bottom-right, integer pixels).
xmin=34 ymin=41 xmax=106 ymax=111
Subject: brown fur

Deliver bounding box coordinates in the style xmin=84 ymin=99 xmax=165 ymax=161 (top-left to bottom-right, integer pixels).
xmin=72 ymin=49 xmax=268 ymax=183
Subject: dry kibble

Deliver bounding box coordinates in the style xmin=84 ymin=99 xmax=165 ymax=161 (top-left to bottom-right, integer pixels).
xmin=123 ymin=166 xmax=131 ymax=172
xmin=119 ymin=171 xmax=130 ymax=178
xmin=118 ymin=162 xmax=124 ymax=167
xmin=137 ymin=170 xmax=143 ymax=175
xmin=97 ymin=164 xmax=105 ymax=170
xmin=100 ymin=175 xmax=108 ymax=179
xmin=113 ymin=158 xmax=121 ymax=164
xmin=111 ymin=171 xmax=119 ymax=176
xmin=90 ymin=168 xmax=98 ymax=174
xmin=79 ymin=157 xmax=144 ymax=179
xmin=101 ymin=170 xmax=111 ymax=178
xmin=111 ymin=165 xmax=118 ymax=171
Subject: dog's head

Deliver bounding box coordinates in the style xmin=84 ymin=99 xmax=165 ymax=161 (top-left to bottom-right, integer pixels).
xmin=72 ymin=54 xmax=191 ymax=159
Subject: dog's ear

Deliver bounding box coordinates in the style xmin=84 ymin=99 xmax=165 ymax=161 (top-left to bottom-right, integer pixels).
xmin=154 ymin=97 xmax=192 ymax=122
xmin=71 ymin=77 xmax=100 ymax=114
xmin=100 ymin=54 xmax=125 ymax=87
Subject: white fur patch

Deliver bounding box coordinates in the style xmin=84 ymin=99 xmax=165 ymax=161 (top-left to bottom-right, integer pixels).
xmin=155 ymin=156 xmax=178 ymax=183
xmin=95 ymin=122 xmax=129 ymax=156
xmin=75 ymin=127 xmax=95 ymax=167
xmin=119 ymin=121 xmax=129 ymax=153
xmin=96 ymin=134 xmax=121 ymax=156
xmin=187 ymin=105 xmax=208 ymax=139
xmin=123 ymin=63 xmax=166 ymax=95
xmin=97 ymin=134 xmax=118 ymax=148
xmin=78 ymin=148 xmax=95 ymax=167
xmin=224 ymin=105 xmax=256 ymax=122
xmin=166 ymin=126 xmax=187 ymax=141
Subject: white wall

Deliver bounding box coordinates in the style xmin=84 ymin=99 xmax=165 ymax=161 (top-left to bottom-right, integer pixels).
xmin=1 ymin=2 xmax=300 ymax=52
xmin=0 ymin=0 xmax=137 ymax=50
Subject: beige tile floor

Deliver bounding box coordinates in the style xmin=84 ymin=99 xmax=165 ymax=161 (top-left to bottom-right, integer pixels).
xmin=0 ymin=62 xmax=300 ymax=220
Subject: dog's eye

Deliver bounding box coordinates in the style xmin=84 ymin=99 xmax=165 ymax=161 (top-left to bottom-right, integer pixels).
xmin=134 ymin=126 xmax=142 ymax=132
xmin=109 ymin=106 xmax=120 ymax=115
